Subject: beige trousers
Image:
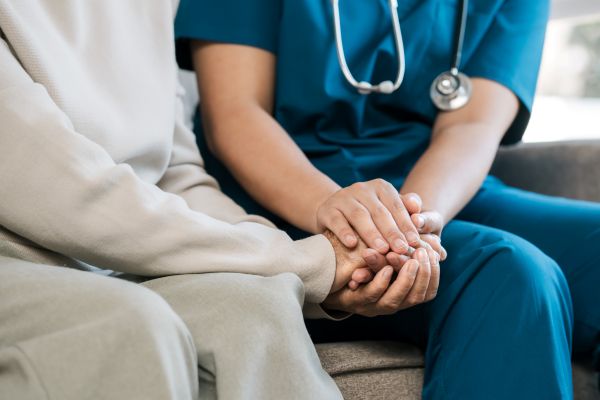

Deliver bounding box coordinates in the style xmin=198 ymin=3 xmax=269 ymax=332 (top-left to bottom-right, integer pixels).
xmin=0 ymin=256 xmax=342 ymax=400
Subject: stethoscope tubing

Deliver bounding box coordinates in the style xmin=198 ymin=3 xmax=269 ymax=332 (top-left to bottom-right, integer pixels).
xmin=332 ymin=0 xmax=472 ymax=111
xmin=331 ymin=0 xmax=405 ymax=94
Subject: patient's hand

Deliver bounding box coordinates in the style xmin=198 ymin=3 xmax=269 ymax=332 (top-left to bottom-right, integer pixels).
xmin=323 ymin=247 xmax=438 ymax=316
xmin=324 ymin=230 xmax=388 ymax=293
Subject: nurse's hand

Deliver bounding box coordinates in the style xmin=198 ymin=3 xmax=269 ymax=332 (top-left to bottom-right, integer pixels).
xmin=323 ymin=248 xmax=438 ymax=316
xmin=411 ymin=210 xmax=445 ymax=236
xmin=316 ymin=180 xmax=422 ymax=255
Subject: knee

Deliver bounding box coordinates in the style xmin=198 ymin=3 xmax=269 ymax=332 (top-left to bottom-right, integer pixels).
xmin=90 ymin=279 xmax=193 ymax=347
xmin=235 ymin=273 xmax=305 ymax=319
xmin=218 ymin=273 xmax=306 ymax=334
xmin=494 ymin=238 xmax=567 ymax=296
xmin=475 ymin=233 xmax=572 ymax=322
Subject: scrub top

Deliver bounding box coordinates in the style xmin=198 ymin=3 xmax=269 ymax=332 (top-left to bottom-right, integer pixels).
xmin=175 ymin=0 xmax=550 ymax=227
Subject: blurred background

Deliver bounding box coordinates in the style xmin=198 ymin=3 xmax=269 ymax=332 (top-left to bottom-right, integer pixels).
xmin=526 ymin=0 xmax=600 ymax=142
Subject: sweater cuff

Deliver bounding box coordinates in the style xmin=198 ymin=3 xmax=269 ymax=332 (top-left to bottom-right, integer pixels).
xmin=289 ymin=234 xmax=336 ymax=304
xmin=303 ymin=302 xmax=352 ymax=321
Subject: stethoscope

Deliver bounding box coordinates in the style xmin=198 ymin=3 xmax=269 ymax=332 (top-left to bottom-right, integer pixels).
xmin=331 ymin=0 xmax=472 ymax=111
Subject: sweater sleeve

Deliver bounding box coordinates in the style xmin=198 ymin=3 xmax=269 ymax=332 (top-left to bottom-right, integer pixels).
xmin=0 ymin=38 xmax=335 ymax=305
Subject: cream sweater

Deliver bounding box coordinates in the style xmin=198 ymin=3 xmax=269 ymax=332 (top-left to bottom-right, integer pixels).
xmin=0 ymin=0 xmax=335 ymax=315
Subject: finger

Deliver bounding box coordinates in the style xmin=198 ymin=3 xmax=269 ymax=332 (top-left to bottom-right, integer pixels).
xmin=377 ymin=185 xmax=421 ymax=248
xmin=359 ymin=193 xmax=409 ymax=254
xmin=401 ymin=192 xmax=422 ymax=215
xmin=425 ymin=247 xmax=440 ymax=302
xmin=411 ymin=214 xmax=426 ymax=230
xmin=322 ymin=208 xmax=359 ymax=248
xmin=322 ymin=266 xmax=393 ymax=313
xmin=355 ymin=266 xmax=394 ymax=304
xmin=423 ymin=241 xmax=439 ymax=268
xmin=413 ymin=211 xmax=444 ymax=235
xmin=405 ymin=248 xmax=431 ymax=305
xmin=420 ymin=234 xmax=447 ymax=261
xmin=373 ymin=259 xmax=419 ymax=314
xmin=386 ymin=252 xmax=411 ymax=271
xmin=351 ymin=268 xmax=374 ymax=284
xmin=361 ymin=248 xmax=389 ymax=272
xmin=338 ymin=200 xmax=389 ymax=253
xmin=348 ymin=280 xmax=359 ymax=291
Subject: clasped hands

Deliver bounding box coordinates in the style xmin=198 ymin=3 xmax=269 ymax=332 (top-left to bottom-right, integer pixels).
xmin=319 ymin=179 xmax=446 ymax=317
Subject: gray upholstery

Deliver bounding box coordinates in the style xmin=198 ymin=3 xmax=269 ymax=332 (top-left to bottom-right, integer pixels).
xmin=316 ymin=140 xmax=600 ymax=399
xmin=493 ymin=141 xmax=600 ymax=202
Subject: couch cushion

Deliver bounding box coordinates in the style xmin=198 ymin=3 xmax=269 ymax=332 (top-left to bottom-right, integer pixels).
xmin=315 ymin=341 xmax=424 ymax=376
xmin=316 ymin=341 xmax=424 ymax=400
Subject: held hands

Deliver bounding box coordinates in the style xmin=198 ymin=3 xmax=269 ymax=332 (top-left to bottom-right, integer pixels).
xmin=318 ymin=180 xmax=448 ymax=316
xmin=324 ymin=231 xmax=439 ymax=316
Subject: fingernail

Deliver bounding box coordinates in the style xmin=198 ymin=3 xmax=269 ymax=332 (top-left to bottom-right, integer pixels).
xmin=415 ymin=215 xmax=425 ymax=227
xmin=393 ymin=239 xmax=407 ymax=252
xmin=374 ymin=238 xmax=387 ymax=251
xmin=406 ymin=232 xmax=419 ymax=244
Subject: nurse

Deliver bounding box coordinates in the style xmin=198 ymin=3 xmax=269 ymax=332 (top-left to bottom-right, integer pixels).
xmin=175 ymin=0 xmax=599 ymax=398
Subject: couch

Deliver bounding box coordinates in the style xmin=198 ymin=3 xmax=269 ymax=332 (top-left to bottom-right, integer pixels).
xmin=315 ymin=140 xmax=600 ymax=399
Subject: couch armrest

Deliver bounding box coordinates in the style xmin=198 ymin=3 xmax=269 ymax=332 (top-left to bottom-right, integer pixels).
xmin=491 ymin=140 xmax=600 ymax=202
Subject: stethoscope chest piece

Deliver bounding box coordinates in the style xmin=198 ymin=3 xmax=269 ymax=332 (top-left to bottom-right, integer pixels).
xmin=430 ymin=70 xmax=472 ymax=111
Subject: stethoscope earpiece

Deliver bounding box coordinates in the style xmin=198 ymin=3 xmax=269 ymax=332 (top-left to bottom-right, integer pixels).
xmin=430 ymin=70 xmax=472 ymax=111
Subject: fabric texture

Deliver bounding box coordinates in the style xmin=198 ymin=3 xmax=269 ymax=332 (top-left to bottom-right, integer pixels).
xmin=0 ymin=257 xmax=343 ymax=400
xmin=0 ymin=0 xmax=337 ymax=308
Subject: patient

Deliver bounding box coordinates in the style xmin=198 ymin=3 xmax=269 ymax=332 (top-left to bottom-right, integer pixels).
xmin=0 ymin=1 xmax=437 ymax=400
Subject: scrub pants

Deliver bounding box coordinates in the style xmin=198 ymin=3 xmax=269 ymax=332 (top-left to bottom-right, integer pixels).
xmin=307 ymin=178 xmax=600 ymax=400
xmin=0 ymin=258 xmax=343 ymax=400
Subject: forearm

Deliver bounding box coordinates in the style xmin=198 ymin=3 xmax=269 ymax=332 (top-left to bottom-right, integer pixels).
xmin=401 ymin=122 xmax=501 ymax=223
xmin=0 ymin=83 xmax=336 ymax=302
xmin=203 ymin=102 xmax=339 ymax=232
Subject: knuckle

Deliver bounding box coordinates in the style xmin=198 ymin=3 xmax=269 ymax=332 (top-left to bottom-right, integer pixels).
xmin=352 ymin=182 xmax=367 ymax=192
xmin=392 ymin=199 xmax=406 ymax=212
xmin=384 ymin=300 xmax=401 ymax=312
xmin=366 ymin=229 xmax=382 ymax=241
xmin=426 ymin=290 xmax=439 ymax=302
xmin=349 ymin=206 xmax=367 ymax=220
xmin=372 ymin=178 xmax=386 ymax=187
xmin=405 ymin=297 xmax=419 ymax=307
xmin=330 ymin=214 xmax=348 ymax=228
xmin=372 ymin=204 xmax=388 ymax=217
xmin=364 ymin=293 xmax=381 ymax=303
xmin=384 ymin=229 xmax=402 ymax=239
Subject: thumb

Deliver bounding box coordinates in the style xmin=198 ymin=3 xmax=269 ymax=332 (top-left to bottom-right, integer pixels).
xmin=401 ymin=193 xmax=422 ymax=215
xmin=412 ymin=211 xmax=444 ymax=235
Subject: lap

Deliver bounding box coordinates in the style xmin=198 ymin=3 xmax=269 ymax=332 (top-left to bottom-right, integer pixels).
xmin=0 ymin=255 xmax=305 ymax=349
xmin=142 ymin=272 xmax=307 ymax=340
xmin=0 ymin=255 xmax=165 ymax=346
xmin=459 ymin=177 xmax=600 ymax=274
xmin=309 ymin=219 xmax=569 ymax=345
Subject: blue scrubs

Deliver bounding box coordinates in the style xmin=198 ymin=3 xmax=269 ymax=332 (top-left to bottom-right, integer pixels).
xmin=176 ymin=0 xmax=599 ymax=398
